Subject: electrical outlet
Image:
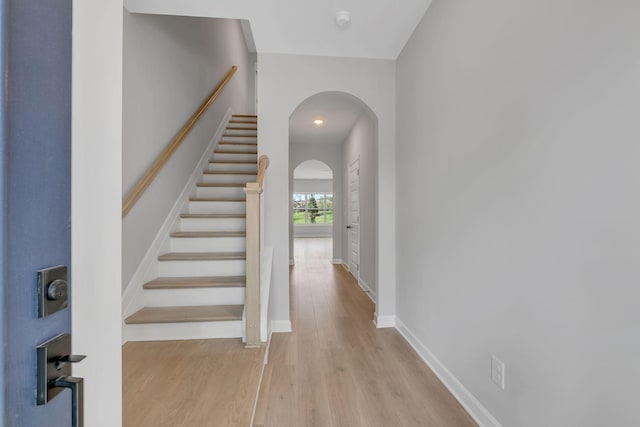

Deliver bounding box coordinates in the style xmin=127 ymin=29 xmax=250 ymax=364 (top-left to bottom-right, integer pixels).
xmin=491 ymin=355 xmax=505 ymax=390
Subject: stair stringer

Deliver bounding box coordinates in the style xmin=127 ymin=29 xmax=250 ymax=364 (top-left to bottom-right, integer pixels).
xmin=122 ymin=108 xmax=233 ymax=344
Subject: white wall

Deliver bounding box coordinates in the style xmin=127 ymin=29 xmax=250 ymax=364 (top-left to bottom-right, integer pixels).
xmin=290 ymin=144 xmax=342 ymax=253
xmin=396 ymin=0 xmax=640 ymax=426
xmin=259 ymin=54 xmax=396 ymax=327
xmin=122 ymin=13 xmax=254 ymax=287
xmin=72 ymin=0 xmax=123 ymax=426
xmin=293 ymin=179 xmax=333 ymax=238
xmin=342 ymin=112 xmax=377 ymax=296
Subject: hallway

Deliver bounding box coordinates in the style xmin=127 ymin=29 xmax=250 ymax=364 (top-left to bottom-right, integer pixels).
xmin=253 ymin=238 xmax=477 ymax=426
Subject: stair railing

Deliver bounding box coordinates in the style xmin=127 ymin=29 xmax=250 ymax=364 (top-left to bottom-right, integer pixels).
xmin=244 ymin=154 xmax=269 ymax=348
xmin=122 ymin=65 xmax=238 ymax=217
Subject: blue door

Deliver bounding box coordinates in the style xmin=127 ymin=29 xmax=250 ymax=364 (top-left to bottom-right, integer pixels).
xmin=1 ymin=0 xmax=73 ymax=424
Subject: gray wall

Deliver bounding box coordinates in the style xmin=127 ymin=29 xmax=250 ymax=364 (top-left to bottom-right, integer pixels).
xmin=289 ymin=143 xmax=344 ymax=261
xmin=396 ymin=0 xmax=640 ymax=425
xmin=343 ymin=113 xmax=377 ymax=296
xmin=122 ymin=13 xmax=254 ymax=287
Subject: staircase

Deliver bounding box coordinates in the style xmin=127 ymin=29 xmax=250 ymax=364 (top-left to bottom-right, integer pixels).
xmin=124 ymin=114 xmax=258 ymax=341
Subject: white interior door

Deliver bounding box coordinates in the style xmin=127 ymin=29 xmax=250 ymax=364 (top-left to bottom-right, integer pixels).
xmin=348 ymin=159 xmax=360 ymax=280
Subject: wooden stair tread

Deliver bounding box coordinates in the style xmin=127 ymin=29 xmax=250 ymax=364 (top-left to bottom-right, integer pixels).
xmin=190 ymin=197 xmax=245 ymax=202
xmin=170 ymin=231 xmax=246 ymax=238
xmin=196 ymin=183 xmax=246 ymax=188
xmin=218 ymin=142 xmax=258 ymax=146
xmin=203 ymin=171 xmax=257 ymax=175
xmin=180 ymin=213 xmax=246 ymax=219
xmin=223 ymin=134 xmax=257 ymax=138
xmin=125 ymin=304 xmax=244 ymax=324
xmin=214 ymin=150 xmax=258 ymax=155
xmin=144 ymin=276 xmax=246 ymax=289
xmin=209 ymin=160 xmax=257 ymax=164
xmin=158 ymin=252 xmax=246 ymax=261
xmin=226 ymin=127 xmax=257 ymax=131
xmin=232 ymin=114 xmax=258 ymax=118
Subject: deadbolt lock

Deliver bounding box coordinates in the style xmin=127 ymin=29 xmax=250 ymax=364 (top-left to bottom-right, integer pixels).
xmin=37 ymin=265 xmax=68 ymax=317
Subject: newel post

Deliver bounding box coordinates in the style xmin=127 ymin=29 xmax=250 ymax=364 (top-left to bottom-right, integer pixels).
xmin=243 ymin=182 xmax=262 ymax=348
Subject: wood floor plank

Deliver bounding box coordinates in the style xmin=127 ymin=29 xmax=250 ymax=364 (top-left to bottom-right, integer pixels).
xmin=123 ymin=339 xmax=264 ymax=427
xmin=254 ymin=238 xmax=478 ymax=427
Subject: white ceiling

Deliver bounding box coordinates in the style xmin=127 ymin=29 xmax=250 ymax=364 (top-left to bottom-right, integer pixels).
xmin=294 ymin=160 xmax=333 ymax=180
xmin=289 ymin=92 xmax=364 ymax=145
xmin=125 ymin=0 xmax=433 ymax=59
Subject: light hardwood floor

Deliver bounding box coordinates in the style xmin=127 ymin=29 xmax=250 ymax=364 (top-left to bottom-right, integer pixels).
xmin=123 ymin=238 xmax=477 ymax=427
xmin=253 ymin=237 xmax=478 ymax=427
xmin=123 ymin=339 xmax=264 ymax=427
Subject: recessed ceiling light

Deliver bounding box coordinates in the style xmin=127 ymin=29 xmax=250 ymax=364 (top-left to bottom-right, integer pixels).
xmin=313 ymin=119 xmax=324 ymax=126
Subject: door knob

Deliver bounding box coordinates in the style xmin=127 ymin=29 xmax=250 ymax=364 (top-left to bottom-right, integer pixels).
xmin=346 ymin=225 xmax=352 ymax=229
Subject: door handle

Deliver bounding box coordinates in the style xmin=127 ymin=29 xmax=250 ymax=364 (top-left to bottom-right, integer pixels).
xmin=346 ymin=225 xmax=352 ymax=229
xmin=52 ymin=376 xmax=84 ymax=427
xmin=37 ymin=333 xmax=86 ymax=427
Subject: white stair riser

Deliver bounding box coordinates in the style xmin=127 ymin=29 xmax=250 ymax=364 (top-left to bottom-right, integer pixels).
xmin=142 ymin=287 xmax=245 ymax=307
xmin=188 ymin=200 xmax=246 ymax=214
xmin=221 ymin=136 xmax=257 ymax=143
xmin=216 ymin=143 xmax=258 ymax=153
xmin=125 ymin=320 xmax=242 ymax=342
xmin=170 ymin=236 xmax=246 ymax=252
xmin=225 ymin=128 xmax=256 ymax=135
xmin=207 ymin=163 xmax=257 ymax=173
xmin=180 ymin=217 xmax=246 ymax=232
xmin=201 ymin=173 xmax=256 ymax=184
xmin=212 ymin=152 xmax=257 ymax=162
xmin=158 ymin=259 xmax=245 ymax=277
xmin=196 ymin=186 xmax=246 ymax=199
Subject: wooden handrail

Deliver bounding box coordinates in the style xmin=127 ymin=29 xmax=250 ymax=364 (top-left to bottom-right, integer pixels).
xmin=244 ymin=154 xmax=269 ymax=348
xmin=122 ymin=65 xmax=238 ymax=217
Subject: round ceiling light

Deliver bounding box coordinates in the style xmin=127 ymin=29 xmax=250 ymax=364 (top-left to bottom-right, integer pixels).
xmin=335 ymin=11 xmax=351 ymax=28
xmin=313 ymin=119 xmax=325 ymax=126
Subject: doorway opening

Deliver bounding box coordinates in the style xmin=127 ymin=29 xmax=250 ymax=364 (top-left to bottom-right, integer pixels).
xmin=288 ymin=91 xmax=377 ymax=305
xmin=292 ymin=160 xmax=334 ymax=264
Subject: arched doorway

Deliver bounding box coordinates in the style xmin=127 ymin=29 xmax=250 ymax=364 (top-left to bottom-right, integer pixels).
xmin=288 ymin=91 xmax=378 ymax=305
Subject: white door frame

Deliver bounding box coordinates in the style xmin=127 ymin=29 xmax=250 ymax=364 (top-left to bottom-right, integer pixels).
xmin=347 ymin=158 xmax=360 ymax=282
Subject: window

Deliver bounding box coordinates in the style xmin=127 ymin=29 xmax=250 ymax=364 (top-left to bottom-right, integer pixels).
xmin=293 ymin=193 xmax=333 ymax=224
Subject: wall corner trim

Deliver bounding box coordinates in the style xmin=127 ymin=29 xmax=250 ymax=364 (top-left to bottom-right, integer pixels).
xmin=395 ymin=318 xmax=503 ymax=427
xmin=270 ymin=320 xmax=292 ymax=333
xmin=374 ymin=315 xmax=395 ymax=328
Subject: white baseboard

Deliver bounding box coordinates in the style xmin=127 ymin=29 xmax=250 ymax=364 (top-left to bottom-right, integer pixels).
xmin=270 ymin=320 xmax=292 ymax=333
xmin=260 ymin=246 xmax=274 ymax=342
xmin=395 ymin=318 xmax=503 ymax=427
xmin=374 ymin=315 xmax=396 ymax=328
xmin=289 ymin=259 xmax=294 ymax=266
xmin=121 ymin=108 xmax=233 ymax=342
xmin=357 ymin=278 xmax=376 ymax=303
xmin=332 ymin=259 xmax=344 ymax=265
